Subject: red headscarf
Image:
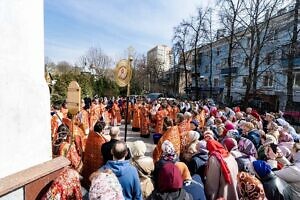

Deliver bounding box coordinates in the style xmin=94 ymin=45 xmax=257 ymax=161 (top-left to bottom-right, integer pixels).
xmin=251 ymin=111 xmax=261 ymax=121
xmin=207 ymin=139 xmax=232 ymax=184
xmin=158 ymin=162 xmax=183 ymax=192
xmin=234 ymin=106 xmax=240 ymax=113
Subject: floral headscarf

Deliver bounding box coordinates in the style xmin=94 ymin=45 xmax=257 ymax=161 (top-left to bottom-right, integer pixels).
xmin=238 ymin=172 xmax=266 ymax=200
xmin=238 ymin=137 xmax=258 ymax=158
xmin=161 ymin=140 xmax=178 ymax=161
xmin=89 ymin=171 xmax=124 ymax=200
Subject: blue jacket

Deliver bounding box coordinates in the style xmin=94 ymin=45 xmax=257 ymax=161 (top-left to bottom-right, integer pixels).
xmin=183 ymin=174 xmax=206 ymax=200
xmin=101 ymin=160 xmax=143 ymax=200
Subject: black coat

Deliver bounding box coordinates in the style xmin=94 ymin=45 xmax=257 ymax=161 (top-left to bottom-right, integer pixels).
xmin=147 ymin=189 xmax=192 ymax=200
xmin=187 ymin=151 xmax=208 ymax=183
xmin=101 ymin=139 xmax=131 ymax=164
xmin=261 ymin=172 xmax=293 ymax=200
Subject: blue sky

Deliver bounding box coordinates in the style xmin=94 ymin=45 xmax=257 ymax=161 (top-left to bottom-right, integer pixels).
xmin=44 ymin=0 xmax=214 ymax=65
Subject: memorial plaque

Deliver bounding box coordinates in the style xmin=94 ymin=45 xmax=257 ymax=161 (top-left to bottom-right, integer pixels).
xmin=66 ymin=81 xmax=81 ymax=115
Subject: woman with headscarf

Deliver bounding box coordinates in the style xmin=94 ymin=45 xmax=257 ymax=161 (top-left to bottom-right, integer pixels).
xmin=205 ymin=139 xmax=239 ymax=200
xmin=252 ymin=160 xmax=293 ymax=200
xmin=153 ymin=140 xmax=192 ymax=186
xmin=278 ymin=129 xmax=294 ymax=160
xmin=274 ymin=142 xmax=300 ymax=199
xmin=237 ymin=171 xmax=266 ymax=200
xmin=89 ymin=169 xmax=124 ymax=200
xmin=266 ymin=121 xmax=280 ymax=142
xmin=181 ymin=131 xmax=200 ymax=162
xmin=147 ymin=162 xmax=193 ymax=200
xmin=187 ymin=140 xmax=209 ymax=182
xmin=223 ymin=137 xmax=256 ymax=174
xmin=131 ymin=140 xmax=155 ymax=199
xmin=238 ymin=136 xmax=258 ymax=158
xmin=242 ymin=122 xmax=261 ymax=149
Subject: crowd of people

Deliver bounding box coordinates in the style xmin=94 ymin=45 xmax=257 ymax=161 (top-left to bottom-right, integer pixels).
xmin=46 ymin=96 xmax=300 ymax=200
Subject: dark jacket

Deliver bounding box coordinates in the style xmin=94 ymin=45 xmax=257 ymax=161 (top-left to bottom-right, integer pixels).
xmin=187 ymin=151 xmax=208 ymax=182
xmin=101 ymin=139 xmax=131 ymax=164
xmin=147 ymin=189 xmax=192 ymax=200
xmin=261 ymin=172 xmax=293 ymax=200
xmin=183 ymin=174 xmax=206 ymax=200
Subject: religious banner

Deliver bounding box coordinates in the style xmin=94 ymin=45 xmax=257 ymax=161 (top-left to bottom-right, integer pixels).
xmin=66 ymin=81 xmax=81 ymax=115
xmin=114 ymin=59 xmax=132 ymax=87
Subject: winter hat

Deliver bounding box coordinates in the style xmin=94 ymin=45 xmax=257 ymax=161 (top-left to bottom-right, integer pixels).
xmin=252 ymin=160 xmax=272 ymax=179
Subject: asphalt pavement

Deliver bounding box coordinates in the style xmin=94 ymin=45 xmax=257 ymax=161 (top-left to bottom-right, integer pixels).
xmin=116 ymin=122 xmax=156 ymax=157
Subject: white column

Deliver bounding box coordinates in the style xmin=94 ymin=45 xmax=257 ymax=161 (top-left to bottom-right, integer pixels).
xmin=0 ymin=0 xmax=51 ymax=182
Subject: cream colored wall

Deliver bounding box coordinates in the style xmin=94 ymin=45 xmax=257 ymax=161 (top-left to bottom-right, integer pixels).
xmin=0 ymin=1 xmax=51 ymax=198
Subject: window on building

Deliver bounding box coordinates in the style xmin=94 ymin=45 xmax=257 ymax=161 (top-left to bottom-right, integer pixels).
xmin=274 ymin=30 xmax=279 ymax=41
xmin=263 ymin=73 xmax=273 ymax=87
xmin=204 ymin=79 xmax=208 ymax=86
xmin=221 ymin=59 xmax=227 ymax=67
xmin=245 ymin=57 xmax=249 ymax=67
xmin=265 ymin=53 xmax=273 ymax=65
xmin=243 ymin=77 xmax=248 ymax=87
xmin=205 ymin=65 xmax=209 ymax=73
xmin=214 ymin=78 xmax=219 ymax=87
xmin=247 ymin=37 xmax=251 ymax=47
xmin=217 ymin=48 xmax=220 ymax=56
xmin=225 ymin=77 xmax=234 ymax=87
xmin=294 ymin=73 xmax=300 ymax=88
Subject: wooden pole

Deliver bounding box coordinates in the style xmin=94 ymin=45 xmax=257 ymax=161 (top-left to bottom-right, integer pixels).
xmin=124 ymin=90 xmax=129 ymax=142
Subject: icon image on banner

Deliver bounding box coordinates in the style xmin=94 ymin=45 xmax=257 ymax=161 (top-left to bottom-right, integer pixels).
xmin=114 ymin=59 xmax=132 ymax=87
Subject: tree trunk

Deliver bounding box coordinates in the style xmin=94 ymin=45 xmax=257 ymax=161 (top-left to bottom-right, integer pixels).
xmin=226 ymin=7 xmax=237 ymax=105
xmin=194 ymin=41 xmax=199 ymax=100
xmin=243 ymin=27 xmax=255 ymax=107
xmin=182 ymin=48 xmax=188 ymax=95
xmin=286 ymin=0 xmax=299 ymax=110
xmin=227 ymin=39 xmax=233 ymax=104
xmin=209 ymin=42 xmax=213 ymax=98
xmin=253 ymin=46 xmax=260 ymax=95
